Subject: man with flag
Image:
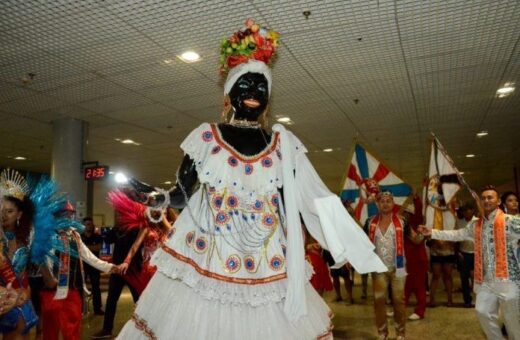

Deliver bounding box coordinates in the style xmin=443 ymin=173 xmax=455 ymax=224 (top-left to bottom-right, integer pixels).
xmin=418 ymin=136 xmax=520 ymax=339
xmin=420 ymin=186 xmax=520 ymax=339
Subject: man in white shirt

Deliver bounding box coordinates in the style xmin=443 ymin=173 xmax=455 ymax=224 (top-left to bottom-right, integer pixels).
xmin=420 ymin=186 xmax=520 ymax=339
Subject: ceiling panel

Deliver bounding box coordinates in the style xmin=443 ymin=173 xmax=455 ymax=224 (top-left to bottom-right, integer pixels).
xmin=0 ymin=0 xmax=518 ymax=193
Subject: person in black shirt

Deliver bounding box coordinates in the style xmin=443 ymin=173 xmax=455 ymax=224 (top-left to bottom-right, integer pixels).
xmin=81 ymin=217 xmax=104 ymax=315
xmin=91 ymin=226 xmax=142 ymax=339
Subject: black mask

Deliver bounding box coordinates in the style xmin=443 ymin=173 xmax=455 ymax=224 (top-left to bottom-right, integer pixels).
xmin=228 ymin=72 xmax=269 ymax=121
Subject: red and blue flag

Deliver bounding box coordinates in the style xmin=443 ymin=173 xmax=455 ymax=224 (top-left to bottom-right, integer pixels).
xmin=340 ymin=143 xmax=413 ymax=224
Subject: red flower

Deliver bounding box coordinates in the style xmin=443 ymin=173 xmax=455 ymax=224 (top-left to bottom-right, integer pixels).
xmin=253 ymin=50 xmax=273 ymax=63
xmin=254 ymin=34 xmax=265 ymax=48
xmin=227 ymin=55 xmax=248 ymax=68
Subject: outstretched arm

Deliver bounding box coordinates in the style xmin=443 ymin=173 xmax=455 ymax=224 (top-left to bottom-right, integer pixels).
xmin=418 ymin=223 xmax=474 ymax=242
xmin=119 ymin=228 xmax=148 ymax=275
xmin=127 ymin=155 xmax=198 ymax=210
xmin=75 ymin=233 xmax=116 ymax=274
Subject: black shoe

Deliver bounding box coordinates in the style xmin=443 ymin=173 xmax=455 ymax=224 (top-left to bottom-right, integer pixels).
xmin=463 ymin=303 xmax=474 ymax=308
xmin=94 ymin=309 xmax=105 ymax=316
xmin=91 ymin=330 xmax=112 ymax=339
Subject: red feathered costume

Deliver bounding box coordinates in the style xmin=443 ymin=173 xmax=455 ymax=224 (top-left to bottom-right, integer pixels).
xmin=108 ymin=192 xmax=172 ymax=294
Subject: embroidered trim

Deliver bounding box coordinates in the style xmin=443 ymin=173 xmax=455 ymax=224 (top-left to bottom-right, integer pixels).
xmin=211 ymin=123 xmax=279 ymax=162
xmin=317 ymin=312 xmax=334 ymax=340
xmin=161 ymin=245 xmax=287 ymax=284
xmin=225 ymin=254 xmax=241 ymax=273
xmin=475 ymin=210 xmax=508 ymax=284
xmin=132 ymin=313 xmax=157 ymax=340
xmin=244 ymin=255 xmax=256 ymax=272
xmin=194 ymin=237 xmax=208 ymax=253
xmin=202 ymin=130 xmax=213 ymax=142
xmin=269 ymin=255 xmax=284 ymax=271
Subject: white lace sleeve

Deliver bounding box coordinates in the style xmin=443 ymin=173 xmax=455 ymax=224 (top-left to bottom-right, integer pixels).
xmin=432 ymin=221 xmax=474 ymax=242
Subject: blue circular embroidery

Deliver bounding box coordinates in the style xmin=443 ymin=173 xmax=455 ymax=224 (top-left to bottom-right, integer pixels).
xmin=253 ymin=200 xmax=264 ymax=211
xmin=271 ymin=195 xmax=279 ymax=207
xmin=262 ymin=214 xmax=275 ymax=228
xmin=225 ymin=255 xmax=241 ymax=273
xmin=227 ymin=196 xmax=238 ymax=208
xmin=244 ymin=256 xmax=256 ymax=272
xmin=211 ymin=145 xmax=221 ymax=154
xmin=261 ymin=157 xmax=273 ymax=168
xmin=215 ymin=211 xmax=230 ymax=225
xmin=202 ymin=131 xmax=213 ymax=142
xmin=195 ymin=237 xmax=207 ymax=252
xmin=228 ymin=156 xmax=239 ymax=167
xmin=270 ymin=255 xmax=284 ymax=271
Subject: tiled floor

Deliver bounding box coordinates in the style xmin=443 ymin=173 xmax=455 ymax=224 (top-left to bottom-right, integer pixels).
xmin=80 ymin=275 xmax=486 ymax=339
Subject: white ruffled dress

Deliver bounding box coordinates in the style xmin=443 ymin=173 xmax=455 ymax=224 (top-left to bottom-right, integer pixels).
xmin=117 ymin=123 xmax=386 ymax=340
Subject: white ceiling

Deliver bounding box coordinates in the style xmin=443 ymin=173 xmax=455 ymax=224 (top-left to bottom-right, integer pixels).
xmin=1 ymin=0 xmax=519 ymax=192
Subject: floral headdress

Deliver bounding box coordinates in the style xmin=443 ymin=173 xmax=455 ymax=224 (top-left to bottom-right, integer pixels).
xmin=220 ymin=18 xmax=280 ymax=97
xmin=0 ymin=168 xmax=29 ymax=201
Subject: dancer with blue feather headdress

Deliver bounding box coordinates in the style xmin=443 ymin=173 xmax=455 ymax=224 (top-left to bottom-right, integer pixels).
xmin=28 ymin=175 xmax=119 ymax=340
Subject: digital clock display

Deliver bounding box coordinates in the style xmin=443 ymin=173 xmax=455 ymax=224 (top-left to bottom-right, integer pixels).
xmin=84 ymin=166 xmax=109 ymax=181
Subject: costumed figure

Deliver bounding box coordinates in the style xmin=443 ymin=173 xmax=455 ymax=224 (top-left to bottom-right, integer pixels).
xmin=419 ymin=186 xmax=520 ymax=339
xmin=108 ymin=191 xmax=173 ymax=294
xmin=304 ymin=231 xmax=333 ymax=296
xmin=28 ymin=177 xmax=117 ymax=340
xmin=118 ymin=19 xmax=386 ymax=340
xmin=0 ymin=169 xmax=38 ymax=338
xmin=363 ymin=192 xmax=408 ymax=340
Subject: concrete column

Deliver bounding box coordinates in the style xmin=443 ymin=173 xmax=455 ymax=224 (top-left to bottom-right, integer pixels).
xmin=51 ymin=118 xmax=87 ymax=219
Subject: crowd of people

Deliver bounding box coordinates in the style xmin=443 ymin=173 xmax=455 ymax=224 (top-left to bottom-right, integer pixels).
xmin=304 ymin=188 xmax=519 ymax=339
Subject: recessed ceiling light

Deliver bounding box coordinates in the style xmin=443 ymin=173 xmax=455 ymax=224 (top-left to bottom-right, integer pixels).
xmin=114 ymin=172 xmax=128 ymax=184
xmin=476 ymin=131 xmax=488 ymax=137
xmin=164 ymin=181 xmax=172 ymax=185
xmin=177 ymin=51 xmax=201 ymax=63
xmin=497 ymin=83 xmax=515 ymax=97
xmin=277 ymin=117 xmax=291 ymax=123
xmin=120 ymin=139 xmax=141 ymax=146
xmin=163 ymin=59 xmax=174 ymax=64
xmin=323 ymin=148 xmax=333 ymax=152
xmin=465 ymin=154 xmax=475 ymax=158
xmin=14 ymin=156 xmax=26 ymax=160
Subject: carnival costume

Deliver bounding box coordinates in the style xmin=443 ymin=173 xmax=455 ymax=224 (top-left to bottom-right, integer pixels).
xmin=431 ymin=208 xmax=520 ymax=339
xmin=29 ymin=178 xmax=115 ymax=339
xmin=108 ymin=191 xmax=170 ymax=294
xmin=118 ymin=19 xmax=386 ymax=340
xmin=0 ymin=169 xmax=38 ymax=334
xmin=364 ymin=201 xmax=408 ymax=339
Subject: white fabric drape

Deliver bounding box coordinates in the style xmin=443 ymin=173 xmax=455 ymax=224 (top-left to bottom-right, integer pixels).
xmin=273 ymin=124 xmax=386 ymax=322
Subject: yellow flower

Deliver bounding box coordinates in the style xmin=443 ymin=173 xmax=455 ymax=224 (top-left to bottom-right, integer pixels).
xmin=267 ymin=30 xmax=280 ymax=41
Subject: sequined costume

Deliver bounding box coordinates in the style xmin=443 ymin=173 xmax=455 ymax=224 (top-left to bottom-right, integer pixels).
xmin=0 ymin=232 xmax=38 ymax=334
xmin=118 ymin=123 xmax=386 ymax=340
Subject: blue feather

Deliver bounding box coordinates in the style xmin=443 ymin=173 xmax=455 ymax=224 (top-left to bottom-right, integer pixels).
xmin=29 ymin=176 xmax=84 ymax=264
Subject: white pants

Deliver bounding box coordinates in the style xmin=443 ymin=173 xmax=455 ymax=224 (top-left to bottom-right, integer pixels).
xmin=475 ymin=282 xmax=519 ymax=340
